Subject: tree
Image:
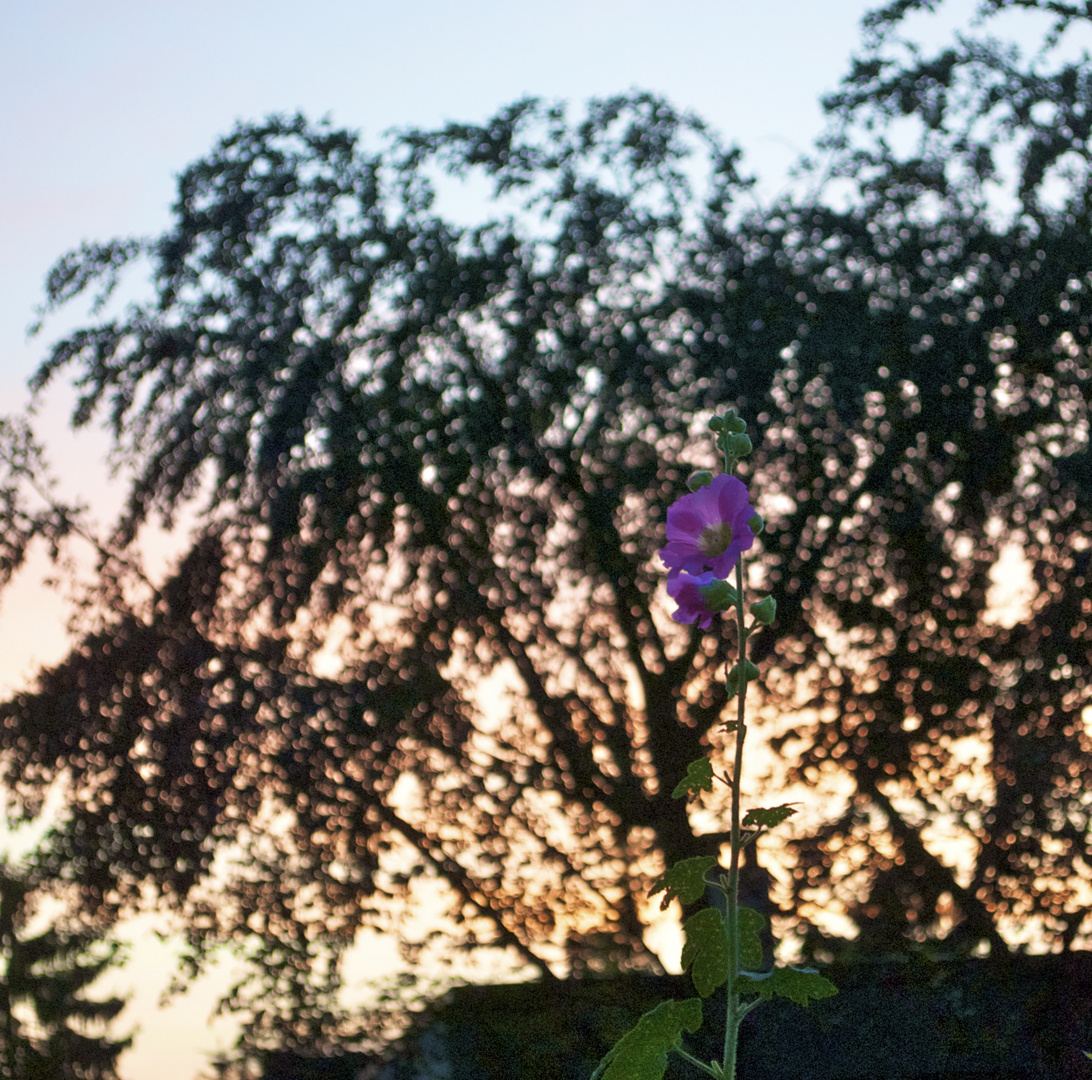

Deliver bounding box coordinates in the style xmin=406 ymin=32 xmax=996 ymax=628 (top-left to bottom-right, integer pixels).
xmin=1 ymin=17 xmax=1090 ymax=1051
xmin=788 ymin=0 xmax=1092 ymax=957
xmin=0 ymin=857 xmax=130 ymax=1079
xmin=823 ymin=0 xmax=1092 ymax=222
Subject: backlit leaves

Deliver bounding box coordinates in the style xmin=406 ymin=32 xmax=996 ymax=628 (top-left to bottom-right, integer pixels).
xmin=589 ymin=998 xmax=703 ymax=1080
xmin=741 ymin=806 xmax=797 ymax=830
xmin=671 ymin=758 xmax=714 ymax=801
xmin=736 ymin=966 xmax=838 ymax=1007
xmin=681 ymin=906 xmax=767 ymax=997
xmin=649 ymin=856 xmax=718 ymax=912
xmin=733 ymin=906 xmax=766 ymax=972
xmin=681 ymin=908 xmax=730 ymax=999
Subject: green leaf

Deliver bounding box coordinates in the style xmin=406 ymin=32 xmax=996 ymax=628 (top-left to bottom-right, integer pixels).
xmin=681 ymin=908 xmax=730 ymax=998
xmin=726 ymin=660 xmax=760 ymax=691
xmin=671 ymin=757 xmax=714 ymax=800
xmin=737 ymin=965 xmax=838 ymax=1007
xmin=749 ymin=595 xmax=776 ymax=625
xmin=649 ymin=856 xmax=718 ymax=911
xmin=741 ymin=805 xmax=797 ymax=829
xmin=589 ymin=998 xmax=703 ymax=1080
xmin=733 ymin=906 xmax=766 ymax=971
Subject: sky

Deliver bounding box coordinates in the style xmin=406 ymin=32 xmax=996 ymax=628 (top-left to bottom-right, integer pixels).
xmin=0 ymin=1 xmax=966 ymax=1077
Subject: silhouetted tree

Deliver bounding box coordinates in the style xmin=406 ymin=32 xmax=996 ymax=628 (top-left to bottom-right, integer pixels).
xmin=0 ymin=0 xmax=1089 ymax=1051
xmin=824 ymin=0 xmax=1092 ymax=222
xmin=0 ymin=858 xmax=129 ymax=1079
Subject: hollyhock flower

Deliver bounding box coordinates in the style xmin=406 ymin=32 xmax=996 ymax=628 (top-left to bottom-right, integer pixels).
xmin=659 ymin=473 xmax=756 ymax=579
xmin=666 ymin=571 xmax=723 ymax=629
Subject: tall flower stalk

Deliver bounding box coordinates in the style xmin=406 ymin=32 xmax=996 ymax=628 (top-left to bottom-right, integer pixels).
xmin=590 ymin=409 xmax=836 ymax=1080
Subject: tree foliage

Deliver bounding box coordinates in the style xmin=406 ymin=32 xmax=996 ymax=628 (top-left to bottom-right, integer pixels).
xmin=824 ymin=0 xmax=1092 ymax=220
xmin=2 ymin=1 xmax=1091 ymax=1053
xmin=0 ymin=858 xmax=129 ymax=1079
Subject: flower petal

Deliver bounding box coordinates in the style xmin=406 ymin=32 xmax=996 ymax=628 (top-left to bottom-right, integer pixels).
xmin=666 ymin=571 xmax=722 ymax=628
xmin=659 ymin=473 xmax=756 ymax=578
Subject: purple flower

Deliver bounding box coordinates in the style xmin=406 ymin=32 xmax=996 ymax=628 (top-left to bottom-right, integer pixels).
xmin=659 ymin=473 xmax=756 ymax=579
xmin=666 ymin=571 xmax=722 ymax=629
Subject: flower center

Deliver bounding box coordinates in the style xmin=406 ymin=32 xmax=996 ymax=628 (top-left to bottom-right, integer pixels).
xmin=698 ymin=521 xmax=734 ymax=558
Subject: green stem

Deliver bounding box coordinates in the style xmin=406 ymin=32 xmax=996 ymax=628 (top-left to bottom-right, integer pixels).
xmin=722 ymin=553 xmax=750 ymax=1080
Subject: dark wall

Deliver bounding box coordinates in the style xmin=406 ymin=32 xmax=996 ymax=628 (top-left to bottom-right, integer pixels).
xmin=262 ymin=1050 xmax=373 ymax=1080
xmin=383 ymin=952 xmax=1091 ymax=1080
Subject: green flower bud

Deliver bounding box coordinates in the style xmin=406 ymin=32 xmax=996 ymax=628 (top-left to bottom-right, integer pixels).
xmin=709 ymin=408 xmax=745 ymax=435
xmin=748 ymin=513 xmax=765 ymax=536
xmin=698 ymin=578 xmax=738 ymax=611
xmin=722 ymin=432 xmax=753 ymax=459
xmin=687 ymin=470 xmax=715 ymax=492
xmin=749 ymin=595 xmax=777 ymax=625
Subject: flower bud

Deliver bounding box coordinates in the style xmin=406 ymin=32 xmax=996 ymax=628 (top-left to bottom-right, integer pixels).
xmin=697 ymin=578 xmax=738 ymax=611
xmin=722 ymin=432 xmax=753 ymax=459
xmin=687 ymin=470 xmax=715 ymax=492
xmin=748 ymin=513 xmax=765 ymax=536
xmin=749 ymin=595 xmax=776 ymax=625
xmin=709 ymin=408 xmax=745 ymax=435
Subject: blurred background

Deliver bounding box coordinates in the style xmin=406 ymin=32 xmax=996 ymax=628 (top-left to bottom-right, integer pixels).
xmin=1 ymin=1 xmax=1090 ymax=1078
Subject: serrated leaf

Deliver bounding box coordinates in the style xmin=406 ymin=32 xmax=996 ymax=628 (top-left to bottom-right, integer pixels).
xmin=733 ymin=906 xmax=766 ymax=971
xmin=736 ymin=965 xmax=838 ymax=1007
xmin=589 ymin=997 xmax=703 ymax=1080
xmin=649 ymin=856 xmax=717 ymax=911
xmin=671 ymin=757 xmax=714 ymax=800
xmin=681 ymin=907 xmax=730 ymax=998
xmin=741 ymin=805 xmax=797 ymax=829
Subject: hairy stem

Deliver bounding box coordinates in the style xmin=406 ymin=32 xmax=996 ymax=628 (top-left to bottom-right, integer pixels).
xmin=676 ymin=1045 xmax=722 ymax=1078
xmin=723 ymin=553 xmax=749 ymax=1080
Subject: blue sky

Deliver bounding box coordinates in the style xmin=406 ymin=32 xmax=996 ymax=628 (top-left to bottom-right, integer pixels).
xmin=0 ymin=0 xmax=893 ymax=698
xmin=2 ymin=1 xmax=888 ymax=394
xmin=0 ymin=2 xmax=921 ymax=1076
